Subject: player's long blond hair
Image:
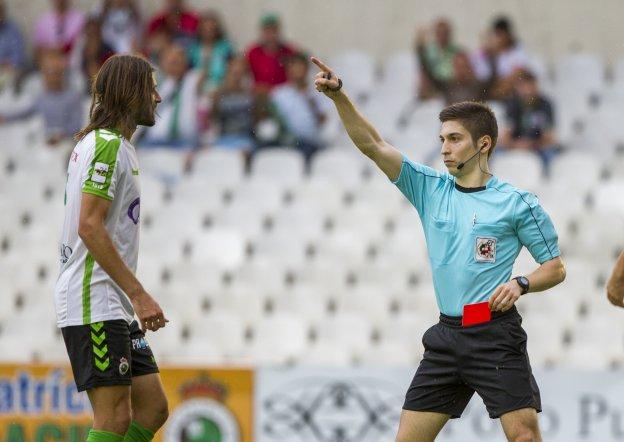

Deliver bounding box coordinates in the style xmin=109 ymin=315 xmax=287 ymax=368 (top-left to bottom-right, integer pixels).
xmin=75 ymin=54 xmax=154 ymax=140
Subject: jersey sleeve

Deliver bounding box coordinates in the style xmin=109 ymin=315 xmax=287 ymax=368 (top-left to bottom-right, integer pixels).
xmin=82 ymin=132 xmax=123 ymax=201
xmin=391 ymin=155 xmax=445 ymax=219
xmin=514 ymin=192 xmax=561 ymax=264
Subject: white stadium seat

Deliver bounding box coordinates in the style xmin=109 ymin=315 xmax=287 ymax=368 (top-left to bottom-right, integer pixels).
xmin=138 ymin=148 xmax=186 ymax=182
xmin=492 ymin=151 xmax=544 ymax=191
xmin=191 ymin=148 xmax=245 ymax=185
xmin=251 ymin=149 xmax=305 ymax=184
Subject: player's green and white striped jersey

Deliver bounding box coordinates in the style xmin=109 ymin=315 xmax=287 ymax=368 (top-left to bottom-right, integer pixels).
xmin=54 ymin=129 xmax=141 ymax=327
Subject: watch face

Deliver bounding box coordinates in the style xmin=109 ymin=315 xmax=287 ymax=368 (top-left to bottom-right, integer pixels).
xmin=517 ymin=276 xmax=529 ymax=291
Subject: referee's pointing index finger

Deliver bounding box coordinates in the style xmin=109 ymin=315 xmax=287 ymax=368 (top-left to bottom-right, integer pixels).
xmin=311 ymin=56 xmax=331 ymax=73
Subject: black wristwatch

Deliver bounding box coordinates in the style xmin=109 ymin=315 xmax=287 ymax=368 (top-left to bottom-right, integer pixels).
xmin=513 ymin=276 xmax=530 ymax=295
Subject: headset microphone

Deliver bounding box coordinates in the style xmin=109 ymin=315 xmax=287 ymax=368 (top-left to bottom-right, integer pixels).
xmin=457 ymin=148 xmax=483 ymax=170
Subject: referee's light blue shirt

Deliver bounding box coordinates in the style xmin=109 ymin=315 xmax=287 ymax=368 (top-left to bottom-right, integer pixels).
xmin=392 ymin=156 xmax=561 ymax=317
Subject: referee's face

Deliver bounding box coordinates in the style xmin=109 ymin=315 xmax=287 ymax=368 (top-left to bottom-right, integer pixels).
xmin=440 ymin=120 xmax=477 ymax=176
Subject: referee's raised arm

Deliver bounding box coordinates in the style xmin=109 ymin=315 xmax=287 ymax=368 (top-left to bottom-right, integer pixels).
xmin=311 ymin=56 xmax=403 ymax=181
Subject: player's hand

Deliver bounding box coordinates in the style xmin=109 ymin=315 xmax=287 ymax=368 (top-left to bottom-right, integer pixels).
xmin=607 ymin=282 xmax=624 ymax=308
xmin=311 ymin=56 xmax=342 ymax=99
xmin=132 ymin=290 xmax=169 ymax=332
xmin=488 ymin=280 xmax=523 ymax=312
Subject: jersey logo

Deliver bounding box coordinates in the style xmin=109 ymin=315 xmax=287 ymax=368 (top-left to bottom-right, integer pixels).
xmin=91 ymin=162 xmax=109 ymax=183
xmin=475 ymin=236 xmax=497 ymax=263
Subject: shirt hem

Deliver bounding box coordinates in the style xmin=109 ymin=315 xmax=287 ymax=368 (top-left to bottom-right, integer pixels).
xmin=57 ymin=314 xmax=134 ymax=328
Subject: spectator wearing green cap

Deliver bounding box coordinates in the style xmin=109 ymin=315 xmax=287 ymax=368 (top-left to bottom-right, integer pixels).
xmin=245 ymin=12 xmax=296 ymax=94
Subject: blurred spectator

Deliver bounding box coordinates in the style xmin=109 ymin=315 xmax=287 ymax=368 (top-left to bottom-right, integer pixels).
xmin=473 ymin=16 xmax=529 ymax=99
xmin=269 ymin=53 xmax=330 ymax=165
xmin=144 ymin=28 xmax=171 ymax=66
xmin=93 ymin=0 xmax=141 ymax=54
xmin=146 ymin=0 xmax=198 ymax=47
xmin=0 ymin=51 xmax=83 ymax=146
xmin=70 ymin=16 xmax=115 ymax=93
xmin=415 ymin=19 xmax=462 ymax=99
xmin=34 ymin=0 xmax=86 ymax=55
xmin=417 ymin=32 xmax=496 ymax=104
xmin=189 ymin=10 xmax=234 ymax=94
xmin=140 ymin=43 xmax=200 ymax=150
xmin=211 ymin=56 xmax=259 ymax=153
xmin=246 ymin=13 xmax=296 ymax=93
xmin=499 ymin=70 xmax=560 ymax=170
xmin=0 ymin=1 xmax=26 ymax=71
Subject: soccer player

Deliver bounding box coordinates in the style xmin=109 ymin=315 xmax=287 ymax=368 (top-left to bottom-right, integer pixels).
xmin=607 ymin=252 xmax=624 ymax=307
xmin=55 ymin=54 xmax=168 ymax=442
xmin=311 ymin=56 xmax=566 ymax=442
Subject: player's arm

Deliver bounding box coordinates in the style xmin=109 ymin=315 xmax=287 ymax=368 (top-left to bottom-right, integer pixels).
xmin=607 ymin=251 xmax=624 ymax=308
xmin=78 ymin=193 xmax=168 ymax=331
xmin=311 ymin=56 xmax=403 ymax=180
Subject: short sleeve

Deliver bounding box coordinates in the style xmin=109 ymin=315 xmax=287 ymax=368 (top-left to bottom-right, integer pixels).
xmin=514 ymin=192 xmax=561 ymax=264
xmin=391 ymin=156 xmax=445 ymax=219
xmin=82 ymin=131 xmax=123 ymax=201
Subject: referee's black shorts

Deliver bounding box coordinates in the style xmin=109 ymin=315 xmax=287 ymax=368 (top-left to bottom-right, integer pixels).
xmin=403 ymin=306 xmax=541 ymax=419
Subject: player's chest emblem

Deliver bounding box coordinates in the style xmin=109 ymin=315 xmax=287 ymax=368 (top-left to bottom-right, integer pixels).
xmin=475 ymin=236 xmax=497 ymax=263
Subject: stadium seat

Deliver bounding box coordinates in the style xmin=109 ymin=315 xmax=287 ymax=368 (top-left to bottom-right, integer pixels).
xmin=229 ymin=178 xmax=284 ymax=214
xmin=269 ymin=205 xmax=326 ymax=243
xmin=251 ymin=149 xmax=305 ymax=184
xmin=188 ymin=309 xmax=247 ymax=359
xmin=380 ymin=51 xmax=418 ymax=98
xmin=138 ymin=148 xmax=186 ymax=182
xmin=247 ymin=313 xmax=308 ymax=364
xmin=271 ymin=285 xmax=330 ymax=325
xmin=297 ymin=342 xmax=352 ymax=366
xmin=313 ymin=312 xmax=373 ymax=354
xmin=592 ymin=181 xmax=624 ymax=214
xmin=187 ymin=229 xmax=245 ymax=270
xmin=492 ymin=151 xmax=544 ymax=190
xmin=521 ymin=312 xmax=566 ymax=367
xmin=311 ymin=149 xmax=367 ymax=187
xmin=554 ymin=54 xmax=604 ymax=96
xmin=358 ymin=341 xmax=420 ymax=366
xmin=328 ymin=50 xmax=376 ymax=102
xmin=334 ymin=287 xmax=393 ymax=326
xmin=191 ymin=148 xmax=245 ymax=185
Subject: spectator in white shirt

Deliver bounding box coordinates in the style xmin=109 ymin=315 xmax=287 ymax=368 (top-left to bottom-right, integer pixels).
xmin=269 ymin=52 xmax=331 ymax=167
xmin=472 ymin=16 xmax=529 ymax=100
xmin=140 ymin=43 xmax=200 ymax=150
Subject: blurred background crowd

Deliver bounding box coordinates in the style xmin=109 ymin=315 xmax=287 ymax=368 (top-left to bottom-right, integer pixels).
xmin=0 ymin=0 xmax=562 ymax=172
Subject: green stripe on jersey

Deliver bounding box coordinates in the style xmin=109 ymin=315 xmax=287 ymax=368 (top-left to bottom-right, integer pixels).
xmin=82 ymin=253 xmax=95 ymax=324
xmin=82 ymin=129 xmax=122 ymax=200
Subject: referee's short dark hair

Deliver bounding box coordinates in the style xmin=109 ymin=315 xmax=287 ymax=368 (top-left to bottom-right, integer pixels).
xmin=439 ymin=101 xmax=499 ymax=158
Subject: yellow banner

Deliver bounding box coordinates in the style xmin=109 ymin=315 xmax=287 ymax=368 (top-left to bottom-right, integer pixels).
xmin=0 ymin=364 xmax=253 ymax=442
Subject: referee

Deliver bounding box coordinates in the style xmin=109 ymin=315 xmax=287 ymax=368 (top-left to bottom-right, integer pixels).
xmin=311 ymin=56 xmax=566 ymax=442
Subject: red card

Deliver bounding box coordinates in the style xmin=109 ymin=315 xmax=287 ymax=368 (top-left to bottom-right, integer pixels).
xmin=462 ymin=301 xmax=492 ymax=327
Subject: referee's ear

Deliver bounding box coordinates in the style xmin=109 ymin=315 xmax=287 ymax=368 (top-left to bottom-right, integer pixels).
xmin=477 ymin=135 xmax=493 ymax=158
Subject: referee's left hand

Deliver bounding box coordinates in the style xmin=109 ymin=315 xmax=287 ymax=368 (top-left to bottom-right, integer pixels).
xmin=489 ymin=280 xmax=523 ymax=312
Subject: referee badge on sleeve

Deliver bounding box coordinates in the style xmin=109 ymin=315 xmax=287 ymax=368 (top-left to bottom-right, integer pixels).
xmin=475 ymin=236 xmax=497 ymax=263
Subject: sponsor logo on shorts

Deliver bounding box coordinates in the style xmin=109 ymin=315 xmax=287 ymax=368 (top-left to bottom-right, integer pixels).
xmin=132 ymin=337 xmax=150 ymax=350
xmin=475 ymin=236 xmax=497 ymax=263
xmin=91 ymin=162 xmax=109 ymax=184
xmin=119 ymin=357 xmax=130 ymax=376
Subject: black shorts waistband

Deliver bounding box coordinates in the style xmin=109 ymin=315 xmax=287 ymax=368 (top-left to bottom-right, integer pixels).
xmin=439 ymin=305 xmax=519 ymax=328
